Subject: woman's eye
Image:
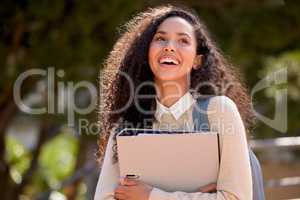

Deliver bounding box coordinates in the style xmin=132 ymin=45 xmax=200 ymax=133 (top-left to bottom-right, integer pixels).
xmin=179 ymin=38 xmax=189 ymax=44
xmin=154 ymin=36 xmax=165 ymax=41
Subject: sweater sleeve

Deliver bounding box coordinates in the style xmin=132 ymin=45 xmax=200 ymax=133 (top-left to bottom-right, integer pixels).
xmin=148 ymin=96 xmax=252 ymax=200
xmin=94 ymin=133 xmax=120 ymax=200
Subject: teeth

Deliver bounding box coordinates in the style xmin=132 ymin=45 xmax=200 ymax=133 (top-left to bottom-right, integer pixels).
xmin=159 ymin=57 xmax=179 ymax=65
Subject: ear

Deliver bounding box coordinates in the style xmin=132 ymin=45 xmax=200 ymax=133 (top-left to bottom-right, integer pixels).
xmin=192 ymin=54 xmax=203 ymax=70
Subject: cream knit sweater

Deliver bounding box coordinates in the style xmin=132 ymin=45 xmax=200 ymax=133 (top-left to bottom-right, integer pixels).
xmin=94 ymin=95 xmax=252 ymax=200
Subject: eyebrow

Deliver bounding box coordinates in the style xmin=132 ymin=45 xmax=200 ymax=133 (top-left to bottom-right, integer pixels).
xmin=155 ymin=30 xmax=192 ymax=39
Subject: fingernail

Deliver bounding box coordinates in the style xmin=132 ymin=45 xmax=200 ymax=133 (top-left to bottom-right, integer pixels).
xmin=119 ymin=177 xmax=125 ymax=185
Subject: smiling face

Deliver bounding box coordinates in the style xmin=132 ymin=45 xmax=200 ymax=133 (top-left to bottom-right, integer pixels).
xmin=148 ymin=17 xmax=199 ymax=82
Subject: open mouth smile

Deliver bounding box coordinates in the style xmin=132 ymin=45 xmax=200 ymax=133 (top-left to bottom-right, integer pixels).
xmin=158 ymin=56 xmax=180 ymax=67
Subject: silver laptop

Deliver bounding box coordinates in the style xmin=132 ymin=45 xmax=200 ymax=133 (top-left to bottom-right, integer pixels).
xmin=116 ymin=128 xmax=220 ymax=192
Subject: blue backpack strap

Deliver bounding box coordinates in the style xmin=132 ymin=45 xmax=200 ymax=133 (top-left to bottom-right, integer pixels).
xmin=192 ymin=97 xmax=211 ymax=131
xmin=192 ymin=96 xmax=265 ymax=200
xmin=192 ymin=96 xmax=221 ymax=164
xmin=249 ymin=148 xmax=265 ymax=200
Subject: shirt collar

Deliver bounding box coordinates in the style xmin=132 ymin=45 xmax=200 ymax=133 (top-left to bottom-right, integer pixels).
xmin=155 ymin=91 xmax=196 ymax=121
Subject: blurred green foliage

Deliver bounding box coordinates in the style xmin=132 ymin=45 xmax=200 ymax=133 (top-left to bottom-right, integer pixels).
xmin=39 ymin=132 xmax=78 ymax=189
xmin=5 ymin=132 xmax=78 ymax=197
xmin=6 ymin=136 xmax=31 ymax=182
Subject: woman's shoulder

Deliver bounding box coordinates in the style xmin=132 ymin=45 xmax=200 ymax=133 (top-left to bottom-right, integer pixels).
xmin=197 ymin=96 xmax=245 ymax=136
xmin=195 ymin=95 xmax=237 ymax=111
xmin=209 ymin=95 xmax=236 ymax=107
xmin=194 ymin=95 xmax=240 ymax=120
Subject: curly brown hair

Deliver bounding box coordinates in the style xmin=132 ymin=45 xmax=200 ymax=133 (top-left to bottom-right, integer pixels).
xmin=98 ymin=5 xmax=255 ymax=164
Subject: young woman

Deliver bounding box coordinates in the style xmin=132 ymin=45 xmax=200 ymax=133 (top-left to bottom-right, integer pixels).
xmin=95 ymin=5 xmax=256 ymax=200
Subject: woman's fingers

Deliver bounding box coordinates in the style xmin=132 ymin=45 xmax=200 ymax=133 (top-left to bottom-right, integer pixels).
xmin=114 ymin=192 xmax=127 ymax=200
xmin=199 ymin=183 xmax=217 ymax=193
xmin=114 ymin=186 xmax=128 ymax=200
xmin=115 ymin=186 xmax=126 ymax=194
xmin=120 ymin=177 xmax=139 ymax=186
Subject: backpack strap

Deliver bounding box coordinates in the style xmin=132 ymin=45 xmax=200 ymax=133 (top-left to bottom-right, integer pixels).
xmin=192 ymin=97 xmax=211 ymax=131
xmin=192 ymin=96 xmax=265 ymax=200
xmin=192 ymin=96 xmax=221 ymax=164
xmin=249 ymin=149 xmax=266 ymax=200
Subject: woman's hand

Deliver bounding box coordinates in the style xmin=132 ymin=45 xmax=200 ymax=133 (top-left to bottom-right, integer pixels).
xmin=199 ymin=183 xmax=217 ymax=193
xmin=114 ymin=177 xmax=153 ymax=200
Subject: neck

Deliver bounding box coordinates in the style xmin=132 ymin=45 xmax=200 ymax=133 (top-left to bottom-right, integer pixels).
xmin=155 ymin=76 xmax=190 ymax=108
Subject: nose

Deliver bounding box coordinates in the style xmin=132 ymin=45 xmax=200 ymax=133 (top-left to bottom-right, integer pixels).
xmin=163 ymin=41 xmax=175 ymax=52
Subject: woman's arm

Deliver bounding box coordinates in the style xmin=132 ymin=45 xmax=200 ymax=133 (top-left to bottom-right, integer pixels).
xmin=148 ymin=96 xmax=252 ymax=200
xmin=94 ymin=133 xmax=120 ymax=200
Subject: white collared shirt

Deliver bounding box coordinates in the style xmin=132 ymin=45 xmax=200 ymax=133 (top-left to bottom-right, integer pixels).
xmin=154 ymin=91 xmax=196 ymax=121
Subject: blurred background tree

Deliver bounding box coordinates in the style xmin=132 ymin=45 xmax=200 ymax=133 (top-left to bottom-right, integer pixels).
xmin=0 ymin=0 xmax=299 ymax=199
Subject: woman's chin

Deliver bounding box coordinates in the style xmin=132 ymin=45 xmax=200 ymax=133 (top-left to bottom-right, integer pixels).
xmin=155 ymin=74 xmax=186 ymax=82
